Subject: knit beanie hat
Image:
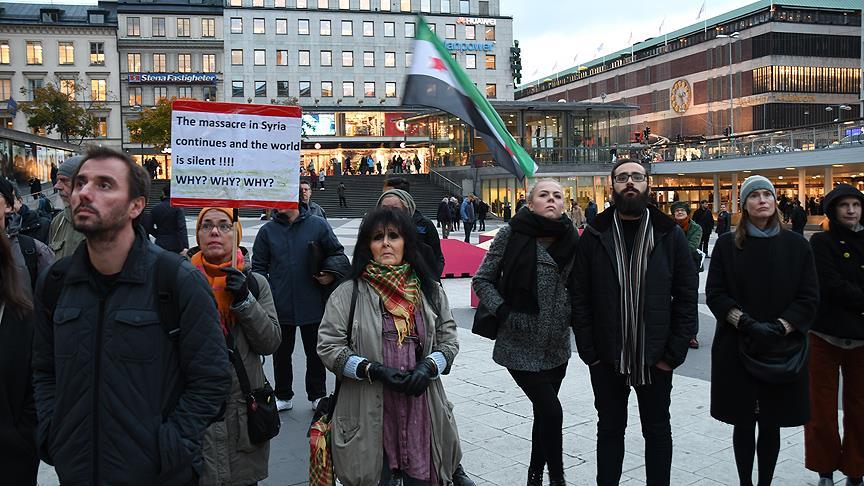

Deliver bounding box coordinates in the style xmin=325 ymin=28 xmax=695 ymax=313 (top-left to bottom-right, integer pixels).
xmin=670 ymin=201 xmax=690 ymax=215
xmin=376 ymin=189 xmax=417 ymax=215
xmin=58 ymin=155 xmax=85 ymax=179
xmin=195 ymin=207 xmax=243 ymax=247
xmin=739 ymin=175 xmax=775 ymax=209
xmin=0 ymin=177 xmax=14 ymax=207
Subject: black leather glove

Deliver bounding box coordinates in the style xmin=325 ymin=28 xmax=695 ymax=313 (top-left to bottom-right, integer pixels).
xmin=404 ymin=358 xmax=438 ymax=397
xmin=738 ymin=314 xmax=786 ymax=341
xmin=363 ymin=362 xmax=409 ymax=392
xmin=221 ymin=267 xmax=250 ymax=304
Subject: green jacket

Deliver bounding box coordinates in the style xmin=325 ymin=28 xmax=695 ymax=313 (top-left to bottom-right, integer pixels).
xmin=683 ymin=221 xmax=703 ymax=251
xmin=48 ymin=207 xmax=86 ymax=259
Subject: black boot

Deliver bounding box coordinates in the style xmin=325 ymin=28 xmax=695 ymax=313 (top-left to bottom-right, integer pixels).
xmin=452 ymin=464 xmax=476 ymax=486
xmin=548 ymin=472 xmax=566 ymax=486
xmin=526 ymin=467 xmax=543 ymax=486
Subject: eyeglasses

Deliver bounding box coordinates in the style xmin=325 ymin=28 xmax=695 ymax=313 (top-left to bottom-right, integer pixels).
xmin=199 ymin=222 xmax=234 ymax=234
xmin=613 ymin=172 xmax=647 ymax=183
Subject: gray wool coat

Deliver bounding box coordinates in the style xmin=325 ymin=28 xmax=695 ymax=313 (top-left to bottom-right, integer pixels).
xmin=472 ymin=225 xmax=575 ymax=372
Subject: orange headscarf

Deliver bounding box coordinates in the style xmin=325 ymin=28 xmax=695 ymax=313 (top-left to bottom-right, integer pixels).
xmin=192 ymin=208 xmax=244 ymax=335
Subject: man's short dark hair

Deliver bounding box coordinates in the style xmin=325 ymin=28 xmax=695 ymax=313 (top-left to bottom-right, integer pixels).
xmin=610 ymin=158 xmax=650 ymax=178
xmin=75 ymin=145 xmax=150 ymax=205
xmin=384 ymin=177 xmax=410 ymax=192
xmin=300 ymin=180 xmax=311 ymax=188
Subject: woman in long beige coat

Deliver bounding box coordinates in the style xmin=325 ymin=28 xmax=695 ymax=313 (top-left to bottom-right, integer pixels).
xmin=318 ymin=207 xmax=462 ymax=486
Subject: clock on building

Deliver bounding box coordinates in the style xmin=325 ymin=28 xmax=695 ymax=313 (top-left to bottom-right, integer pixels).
xmin=670 ymin=79 xmax=692 ymax=114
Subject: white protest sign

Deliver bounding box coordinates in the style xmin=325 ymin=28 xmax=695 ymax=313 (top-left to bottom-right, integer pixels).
xmin=170 ymin=100 xmax=301 ymax=208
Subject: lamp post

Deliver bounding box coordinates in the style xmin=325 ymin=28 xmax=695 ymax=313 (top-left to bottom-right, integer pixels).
xmin=717 ymin=32 xmax=740 ymax=136
xmin=825 ymin=104 xmax=852 ymax=123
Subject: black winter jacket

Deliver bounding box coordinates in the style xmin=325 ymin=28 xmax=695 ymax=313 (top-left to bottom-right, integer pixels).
xmin=571 ymin=206 xmax=699 ymax=369
xmin=18 ymin=205 xmax=50 ymax=245
xmin=413 ymin=210 xmax=445 ymax=277
xmin=0 ymin=306 xmax=38 ymax=485
xmin=32 ymin=229 xmax=232 ymax=485
xmin=142 ymin=199 xmax=189 ymax=253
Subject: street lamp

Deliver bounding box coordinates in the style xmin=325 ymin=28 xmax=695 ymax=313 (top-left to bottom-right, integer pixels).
xmin=825 ymin=104 xmax=852 ymax=122
xmin=717 ymin=32 xmax=740 ymax=136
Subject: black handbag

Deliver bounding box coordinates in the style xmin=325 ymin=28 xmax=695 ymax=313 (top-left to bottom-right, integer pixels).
xmin=228 ymin=335 xmax=281 ymax=444
xmin=738 ymin=328 xmax=808 ymax=384
xmin=472 ymin=302 xmax=499 ymax=340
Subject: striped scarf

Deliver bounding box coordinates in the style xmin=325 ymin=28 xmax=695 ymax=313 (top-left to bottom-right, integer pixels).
xmin=612 ymin=210 xmax=655 ymax=386
xmin=363 ymin=261 xmax=420 ymax=346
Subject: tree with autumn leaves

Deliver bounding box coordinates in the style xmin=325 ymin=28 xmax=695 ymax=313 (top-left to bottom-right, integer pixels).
xmin=127 ymin=97 xmax=173 ymax=152
xmin=19 ymin=78 xmax=106 ymax=144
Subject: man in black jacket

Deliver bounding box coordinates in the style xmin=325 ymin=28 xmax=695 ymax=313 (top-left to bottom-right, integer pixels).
xmin=790 ymin=199 xmax=808 ymax=234
xmin=383 ymin=177 xmax=445 ymax=276
xmin=571 ymin=159 xmax=698 ymax=486
xmin=142 ymin=184 xmax=189 ymax=253
xmin=31 ymin=146 xmax=231 ymax=485
xmin=692 ymin=200 xmax=714 ymax=254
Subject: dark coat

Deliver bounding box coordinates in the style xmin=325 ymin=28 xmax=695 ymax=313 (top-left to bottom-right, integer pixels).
xmin=571 ymin=206 xmax=699 ymax=369
xmin=251 ymin=205 xmax=350 ymax=326
xmin=0 ymin=306 xmax=38 ymax=485
xmin=790 ymin=206 xmax=807 ymax=233
xmin=585 ymin=202 xmax=598 ymax=224
xmin=142 ymin=199 xmax=189 ymax=253
xmin=437 ymin=200 xmax=451 ymax=223
xmin=705 ymin=230 xmax=819 ymax=426
xmin=715 ymin=211 xmax=731 ymax=234
xmin=18 ymin=205 xmax=50 ymax=245
xmin=693 ymin=207 xmax=715 ymax=232
xmin=31 ymin=228 xmax=232 ymax=485
xmin=414 ymin=209 xmax=445 ymax=277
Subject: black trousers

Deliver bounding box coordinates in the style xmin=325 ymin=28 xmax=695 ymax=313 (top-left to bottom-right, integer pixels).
xmin=463 ymin=221 xmax=472 ymax=242
xmin=339 ymin=195 xmax=347 ymax=207
xmin=273 ymin=323 xmax=327 ymax=402
xmin=478 ymin=215 xmax=486 ymax=231
xmin=509 ymin=364 xmax=568 ymax=478
xmin=590 ymin=363 xmax=674 ymax=486
xmin=699 ymin=229 xmax=710 ymax=254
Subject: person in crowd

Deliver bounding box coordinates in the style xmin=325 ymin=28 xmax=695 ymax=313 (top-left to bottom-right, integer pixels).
xmin=0 ymin=224 xmax=38 ymax=484
xmin=716 ymin=203 xmax=732 ymax=235
xmin=569 ymin=200 xmax=586 ymax=228
xmin=337 ymin=181 xmax=347 ymax=208
xmin=142 ymin=184 xmax=188 ymax=254
xmin=437 ymin=196 xmax=452 ymax=239
xmin=671 ymin=201 xmax=704 ymax=349
xmin=383 ymin=178 xmax=445 ymax=277
xmin=12 ymin=191 xmax=51 ymax=244
xmin=28 ymin=176 xmax=41 ymax=200
xmin=0 ymin=179 xmax=53 ymax=294
xmin=706 ymin=175 xmax=819 ymax=486
xmin=310 ymin=169 xmax=319 ymax=190
xmin=376 ymin=158 xmax=383 ymax=175
xmin=300 ymin=180 xmax=327 ymax=220
xmin=252 ymin=197 xmax=349 ymax=412
xmin=189 ymin=208 xmax=282 ymax=486
xmin=48 ymin=155 xmax=86 ymax=259
xmin=318 ymin=206 xmax=465 ymax=486
xmin=36 ymin=193 xmax=54 ymax=220
xmin=515 ymin=194 xmax=527 ymax=213
xmin=50 ymin=162 xmax=58 ymax=188
xmin=414 ymin=154 xmax=422 ymax=174
xmin=571 ymin=159 xmax=698 ymax=486
xmin=450 ymin=197 xmax=460 ymax=231
xmin=791 ymin=199 xmax=808 ymax=234
xmin=378 ymin=189 xmax=444 ymax=280
xmin=31 ymin=146 xmax=231 ymax=484
xmin=585 ymin=199 xmax=598 ymax=226
xmin=319 ymin=170 xmax=326 ymax=190
xmin=477 ymin=197 xmax=489 ymax=231
xmin=473 ymin=179 xmax=578 ymax=486
xmin=693 ymin=200 xmax=715 ymax=254
xmin=805 ymin=184 xmax=864 ymax=486
xmin=461 ymin=195 xmax=475 ymax=243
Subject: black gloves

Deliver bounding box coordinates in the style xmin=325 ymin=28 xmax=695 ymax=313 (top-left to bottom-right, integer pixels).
xmin=221 ymin=267 xmax=250 ymax=304
xmin=362 ymin=361 xmax=409 ymax=391
xmin=404 ymin=358 xmax=438 ymax=397
xmin=738 ymin=314 xmax=786 ymax=342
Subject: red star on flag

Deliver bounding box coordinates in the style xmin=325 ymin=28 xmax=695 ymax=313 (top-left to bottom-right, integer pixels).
xmin=428 ymin=57 xmax=447 ymax=71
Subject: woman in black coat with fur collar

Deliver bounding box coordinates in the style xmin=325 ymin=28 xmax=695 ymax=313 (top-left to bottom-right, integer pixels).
xmin=706 ymin=176 xmax=819 ymax=486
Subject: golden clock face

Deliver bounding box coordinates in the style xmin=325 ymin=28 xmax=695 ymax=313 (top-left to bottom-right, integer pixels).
xmin=670 ymin=79 xmax=692 ymax=114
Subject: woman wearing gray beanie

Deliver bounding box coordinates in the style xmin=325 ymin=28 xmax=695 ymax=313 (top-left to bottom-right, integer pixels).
xmin=705 ymin=175 xmax=819 ymax=486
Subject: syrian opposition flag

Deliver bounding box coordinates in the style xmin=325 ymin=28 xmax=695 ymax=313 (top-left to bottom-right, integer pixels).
xmin=402 ymin=16 xmax=537 ymax=180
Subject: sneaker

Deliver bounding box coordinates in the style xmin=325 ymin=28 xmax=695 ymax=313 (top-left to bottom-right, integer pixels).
xmin=689 ymin=337 xmax=699 ymax=349
xmin=311 ymin=398 xmax=322 ymax=410
xmin=276 ymin=399 xmax=293 ymax=412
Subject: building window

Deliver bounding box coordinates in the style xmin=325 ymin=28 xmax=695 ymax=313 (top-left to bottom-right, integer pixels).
xmin=400 ymin=0 xmax=410 ymax=12
xmin=255 ymin=81 xmax=266 ymax=97
xmin=298 ymin=19 xmax=310 ymax=34
xmin=384 ymin=22 xmax=395 ymax=37
xmin=364 ymin=81 xmax=375 ymax=97
xmin=485 ymin=25 xmax=495 ymax=40
xmin=341 ymin=20 xmax=353 ymax=36
xmin=202 ymin=54 xmax=216 ymax=72
xmin=321 ymin=81 xmax=333 ymax=97
xmin=320 ymin=50 xmax=332 ymax=66
xmin=318 ymin=0 xmax=328 ymax=8
xmin=95 ymin=117 xmax=108 ymax=138
xmin=363 ymin=21 xmax=374 ymax=36
xmin=127 ymin=17 xmax=140 ymax=36
xmin=380 ymin=0 xmax=390 ymax=10
xmin=299 ymin=50 xmax=310 ymax=65
xmin=153 ymin=17 xmax=166 ymax=37
xmin=253 ymin=18 xmax=265 ymax=34
xmin=363 ymin=51 xmax=375 ymax=67
xmin=485 ymin=83 xmax=496 ymax=99
xmin=320 ymin=20 xmax=331 ymax=35
xmin=90 ymin=42 xmax=104 ymax=65
xmin=58 ymin=42 xmax=75 ymax=65
xmin=440 ymin=0 xmax=450 ymax=12
xmin=277 ymin=49 xmax=288 ymax=65
xmin=128 ymin=86 xmax=142 ymax=106
xmin=232 ymin=80 xmax=244 ymax=98
xmin=0 ymin=42 xmax=9 ymax=64
xmin=342 ymin=51 xmax=353 ymax=67
xmin=342 ymin=81 xmax=354 ymax=97
xmin=0 ymin=79 xmax=11 ymax=100
xmin=26 ymin=41 xmax=43 ymax=65
xmin=253 ymin=0 xmax=264 ymax=6
xmin=427 ymin=23 xmax=435 ymax=33
xmin=277 ymin=80 xmax=289 ymax=97
xmin=405 ymin=22 xmax=415 ymax=37
xmin=203 ymin=86 xmax=217 ymax=101
xmin=91 ymin=79 xmax=107 ymax=101
xmin=231 ymin=49 xmax=243 ymax=65
xmin=229 ymin=0 xmax=242 ymax=5
xmin=177 ymin=18 xmax=191 ymax=37
xmin=478 ymin=0 xmax=488 ymax=15
xmin=178 ymin=53 xmax=192 ymax=72
xmin=254 ymin=49 xmax=266 ymax=65
xmin=420 ymin=0 xmax=430 ymax=12
xmin=177 ymin=86 xmax=192 ymax=99
xmin=485 ymin=54 xmax=495 ymax=69
xmin=275 ymin=0 xmax=286 ymax=6
xmin=445 ymin=24 xmax=455 ymax=39
xmin=276 ymin=18 xmax=288 ymax=34
xmin=405 ymin=52 xmax=412 ymax=66
xmin=297 ymin=0 xmax=307 ymax=6
xmin=360 ymin=0 xmax=371 ymax=9
xmin=202 ymin=18 xmax=215 ymax=37
xmin=466 ymin=54 xmax=476 ymax=69
xmin=384 ymin=51 xmax=395 ymax=67
xmin=231 ymin=18 xmax=243 ymax=34
xmin=153 ymin=53 xmax=167 ymax=71
xmin=127 ymin=53 xmax=141 ymax=72
xmin=299 ymin=80 xmax=311 ymax=97
xmin=59 ymin=79 xmax=75 ymax=100
xmin=89 ymin=13 xmax=105 ymax=24
xmin=385 ymin=81 xmax=396 ymax=97
xmin=459 ymin=0 xmax=468 ymax=13
xmin=339 ymin=0 xmax=349 ymax=8
xmin=27 ymin=79 xmax=43 ymax=101
xmin=465 ymin=25 xmax=475 ymax=40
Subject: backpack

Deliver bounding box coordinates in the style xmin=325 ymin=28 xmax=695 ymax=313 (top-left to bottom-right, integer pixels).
xmin=18 ymin=234 xmax=39 ymax=293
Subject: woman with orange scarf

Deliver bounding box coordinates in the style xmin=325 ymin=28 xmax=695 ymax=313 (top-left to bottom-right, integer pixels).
xmin=190 ymin=208 xmax=281 ymax=486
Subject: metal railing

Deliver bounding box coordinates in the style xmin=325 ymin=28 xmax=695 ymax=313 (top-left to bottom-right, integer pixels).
xmin=429 ymin=169 xmax=463 ymax=197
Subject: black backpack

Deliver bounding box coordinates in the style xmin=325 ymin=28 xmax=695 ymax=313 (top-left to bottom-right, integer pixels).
xmin=18 ymin=234 xmax=39 ymax=293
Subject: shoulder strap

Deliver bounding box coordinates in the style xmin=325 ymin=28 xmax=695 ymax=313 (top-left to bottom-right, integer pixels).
xmin=332 ymin=280 xmax=359 ymax=403
xmin=41 ymin=257 xmax=74 ymax=317
xmin=155 ymin=251 xmax=186 ymax=341
xmin=18 ymin=234 xmax=38 ymax=291
xmin=247 ymin=270 xmax=260 ymax=300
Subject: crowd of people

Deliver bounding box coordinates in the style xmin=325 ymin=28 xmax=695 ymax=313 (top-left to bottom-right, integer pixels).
xmin=0 ymin=147 xmax=862 ymax=486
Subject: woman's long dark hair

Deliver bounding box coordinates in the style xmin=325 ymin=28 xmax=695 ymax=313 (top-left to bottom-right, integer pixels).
xmin=0 ymin=232 xmax=32 ymax=316
xmin=351 ymin=207 xmax=439 ymax=307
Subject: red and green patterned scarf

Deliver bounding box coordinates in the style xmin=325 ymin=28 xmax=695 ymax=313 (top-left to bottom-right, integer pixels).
xmin=363 ymin=261 xmax=420 ymax=346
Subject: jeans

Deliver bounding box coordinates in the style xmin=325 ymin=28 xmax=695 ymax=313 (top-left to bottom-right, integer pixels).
xmin=589 ymin=363 xmax=674 ymax=486
xmin=273 ymin=323 xmax=327 ymax=402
